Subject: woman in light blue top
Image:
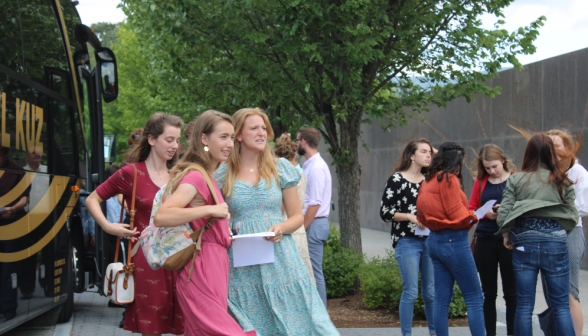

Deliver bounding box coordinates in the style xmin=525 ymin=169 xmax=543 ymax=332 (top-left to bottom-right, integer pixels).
xmin=215 ymin=108 xmax=339 ymax=336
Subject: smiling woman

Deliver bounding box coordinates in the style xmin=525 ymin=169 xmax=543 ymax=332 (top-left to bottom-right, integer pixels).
xmin=85 ymin=112 xmax=185 ymax=335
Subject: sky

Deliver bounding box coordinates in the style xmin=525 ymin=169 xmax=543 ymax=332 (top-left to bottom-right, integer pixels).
xmin=76 ymin=0 xmax=588 ymax=66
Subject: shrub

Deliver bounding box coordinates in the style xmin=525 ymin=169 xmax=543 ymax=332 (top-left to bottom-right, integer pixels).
xmin=323 ymin=224 xmax=364 ymax=298
xmin=413 ymin=280 xmax=467 ymax=319
xmin=358 ymin=250 xmax=403 ymax=309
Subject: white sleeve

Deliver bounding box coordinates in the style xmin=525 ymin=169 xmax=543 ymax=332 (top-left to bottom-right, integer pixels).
xmin=571 ymin=164 xmax=588 ymax=218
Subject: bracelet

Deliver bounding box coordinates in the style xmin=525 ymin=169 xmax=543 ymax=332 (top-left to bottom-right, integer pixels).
xmin=405 ymin=213 xmax=409 ymax=222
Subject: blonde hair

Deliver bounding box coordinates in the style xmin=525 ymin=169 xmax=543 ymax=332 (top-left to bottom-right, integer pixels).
xmin=168 ymin=110 xmax=232 ymax=193
xmin=222 ymin=108 xmax=280 ymax=197
xmin=469 ymin=144 xmax=516 ymax=180
xmin=274 ymin=133 xmax=297 ymax=161
xmin=546 ymin=129 xmax=582 ymax=171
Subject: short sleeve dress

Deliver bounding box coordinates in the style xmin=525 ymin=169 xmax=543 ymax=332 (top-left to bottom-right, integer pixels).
xmin=214 ymin=158 xmax=339 ymax=336
xmin=173 ymin=170 xmax=255 ymax=336
xmin=96 ymin=161 xmax=184 ymax=335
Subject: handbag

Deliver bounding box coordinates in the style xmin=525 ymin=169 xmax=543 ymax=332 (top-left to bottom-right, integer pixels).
xmin=139 ymin=164 xmax=220 ymax=282
xmin=103 ymin=164 xmax=137 ymax=304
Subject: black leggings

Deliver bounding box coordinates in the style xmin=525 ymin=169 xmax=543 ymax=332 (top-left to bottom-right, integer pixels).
xmin=475 ymin=236 xmax=517 ymax=336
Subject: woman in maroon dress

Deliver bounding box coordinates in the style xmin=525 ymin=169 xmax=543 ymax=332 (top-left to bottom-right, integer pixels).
xmin=86 ymin=113 xmax=185 ymax=335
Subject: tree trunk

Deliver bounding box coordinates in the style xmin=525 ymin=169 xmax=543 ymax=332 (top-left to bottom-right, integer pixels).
xmin=335 ymin=115 xmax=363 ymax=255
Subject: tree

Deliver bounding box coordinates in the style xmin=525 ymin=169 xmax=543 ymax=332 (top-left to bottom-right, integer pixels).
xmin=120 ymin=0 xmax=544 ymax=253
xmin=90 ymin=22 xmax=121 ymax=49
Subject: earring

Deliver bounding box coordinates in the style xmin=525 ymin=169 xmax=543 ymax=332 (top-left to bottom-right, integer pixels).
xmin=204 ymin=146 xmax=209 ymax=152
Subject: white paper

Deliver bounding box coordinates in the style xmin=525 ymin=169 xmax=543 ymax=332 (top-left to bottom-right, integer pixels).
xmin=516 ymin=246 xmax=525 ymax=251
xmin=474 ymin=200 xmax=497 ymax=220
xmin=470 ymin=200 xmax=497 ymax=223
xmin=232 ymin=232 xmax=276 ymax=239
xmin=232 ymin=236 xmax=275 ymax=267
xmin=415 ymin=226 xmax=430 ymax=236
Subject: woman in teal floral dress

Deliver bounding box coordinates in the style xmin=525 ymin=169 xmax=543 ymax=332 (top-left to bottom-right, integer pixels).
xmin=215 ymin=108 xmax=339 ymax=336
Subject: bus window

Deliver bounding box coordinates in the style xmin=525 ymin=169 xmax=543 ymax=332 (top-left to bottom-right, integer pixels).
xmin=19 ymin=0 xmax=70 ymax=89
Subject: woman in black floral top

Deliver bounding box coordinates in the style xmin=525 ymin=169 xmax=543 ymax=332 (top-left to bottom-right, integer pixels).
xmin=380 ymin=138 xmax=435 ymax=336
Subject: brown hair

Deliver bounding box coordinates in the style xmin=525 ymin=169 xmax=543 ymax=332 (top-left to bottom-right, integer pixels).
xmin=394 ymin=138 xmax=433 ymax=174
xmin=168 ymin=110 xmax=232 ymax=193
xmin=126 ymin=113 xmax=184 ymax=170
xmin=297 ymin=127 xmax=321 ymax=149
xmin=469 ymin=144 xmax=516 ymax=180
xmin=184 ymin=120 xmax=196 ymax=140
xmin=274 ymin=133 xmax=297 ymax=161
xmin=222 ymin=108 xmax=280 ymax=197
xmin=105 ymin=164 xmax=119 ymax=179
xmin=521 ymin=134 xmax=572 ymax=203
xmin=128 ymin=128 xmax=143 ymax=146
xmin=546 ymin=129 xmax=583 ymax=172
xmin=426 ymin=142 xmax=466 ymax=190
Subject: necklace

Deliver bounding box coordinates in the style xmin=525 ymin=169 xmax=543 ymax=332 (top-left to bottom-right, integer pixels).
xmin=148 ymin=165 xmax=167 ymax=179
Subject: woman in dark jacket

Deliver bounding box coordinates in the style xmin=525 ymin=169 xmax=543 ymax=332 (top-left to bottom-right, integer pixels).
xmin=468 ymin=144 xmax=516 ymax=336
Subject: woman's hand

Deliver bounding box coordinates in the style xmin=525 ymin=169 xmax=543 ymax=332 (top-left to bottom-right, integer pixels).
xmin=407 ymin=214 xmax=425 ymax=230
xmin=503 ymin=233 xmax=513 ymax=250
xmin=1 ymin=206 xmax=14 ymax=219
xmin=208 ymin=203 xmax=229 ymax=219
xmin=266 ymin=224 xmax=283 ymax=243
xmin=228 ymin=226 xmax=235 ymax=246
xmin=485 ymin=204 xmax=499 ymax=220
xmin=103 ymin=222 xmax=139 ymax=242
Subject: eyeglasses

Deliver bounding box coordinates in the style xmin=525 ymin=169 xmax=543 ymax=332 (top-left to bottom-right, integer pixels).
xmin=294 ymin=139 xmax=301 ymax=143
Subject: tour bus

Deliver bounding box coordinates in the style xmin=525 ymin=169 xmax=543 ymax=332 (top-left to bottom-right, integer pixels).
xmin=0 ymin=0 xmax=118 ymax=332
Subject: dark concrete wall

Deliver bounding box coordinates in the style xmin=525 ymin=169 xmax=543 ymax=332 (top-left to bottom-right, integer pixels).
xmin=317 ymin=47 xmax=588 ymax=268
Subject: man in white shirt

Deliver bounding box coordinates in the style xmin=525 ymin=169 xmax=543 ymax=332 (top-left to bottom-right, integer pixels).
xmin=296 ymin=127 xmax=332 ymax=307
xmin=24 ymin=151 xmax=49 ymax=212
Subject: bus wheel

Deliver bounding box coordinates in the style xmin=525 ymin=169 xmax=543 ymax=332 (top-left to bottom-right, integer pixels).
xmin=57 ymin=240 xmax=75 ymax=323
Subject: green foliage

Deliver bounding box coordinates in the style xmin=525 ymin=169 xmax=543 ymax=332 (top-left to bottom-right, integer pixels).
xmin=117 ymin=0 xmax=545 ymax=252
xmin=358 ymin=250 xmax=403 ymax=309
xmin=323 ymin=225 xmax=364 ymax=298
xmin=90 ymin=22 xmax=121 ymax=48
xmin=413 ymin=279 xmax=467 ymax=319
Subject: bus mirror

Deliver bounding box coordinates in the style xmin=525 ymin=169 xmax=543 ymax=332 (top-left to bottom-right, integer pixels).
xmin=95 ymin=48 xmax=118 ymax=103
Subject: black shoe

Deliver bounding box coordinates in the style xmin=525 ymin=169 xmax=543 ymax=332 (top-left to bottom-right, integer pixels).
xmin=108 ymin=301 xmax=124 ymax=308
xmin=4 ymin=312 xmax=16 ymax=321
xmin=21 ymin=293 xmax=33 ymax=300
xmin=119 ymin=315 xmax=125 ymax=328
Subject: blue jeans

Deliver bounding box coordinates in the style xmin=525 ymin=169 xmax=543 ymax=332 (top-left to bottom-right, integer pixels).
xmin=307 ymin=217 xmax=330 ymax=307
xmin=427 ymin=229 xmax=485 ymax=336
xmin=395 ymin=237 xmax=435 ymax=335
xmin=512 ymin=241 xmax=574 ymax=336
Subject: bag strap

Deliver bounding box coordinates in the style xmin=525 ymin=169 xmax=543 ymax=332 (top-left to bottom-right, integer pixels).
xmin=187 ymin=165 xmax=221 ymax=282
xmin=113 ymin=164 xmax=138 ymax=265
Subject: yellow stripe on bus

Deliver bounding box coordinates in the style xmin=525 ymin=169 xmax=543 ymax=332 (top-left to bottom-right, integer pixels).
xmin=54 ymin=0 xmax=85 ymax=141
xmin=0 ymin=170 xmax=4 ymax=179
xmin=0 ymin=176 xmax=69 ymax=240
xmin=0 ymin=172 xmax=37 ymax=207
xmin=0 ymin=187 xmax=78 ymax=262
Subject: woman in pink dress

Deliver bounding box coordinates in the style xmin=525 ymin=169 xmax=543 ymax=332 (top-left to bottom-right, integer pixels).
xmin=154 ymin=110 xmax=256 ymax=336
xmin=86 ymin=113 xmax=185 ymax=335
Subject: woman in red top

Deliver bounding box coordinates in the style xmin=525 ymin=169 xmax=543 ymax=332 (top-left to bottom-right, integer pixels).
xmin=86 ymin=113 xmax=185 ymax=335
xmin=468 ymin=144 xmax=516 ymax=336
xmin=154 ymin=110 xmax=256 ymax=336
xmin=416 ymin=142 xmax=484 ymax=336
